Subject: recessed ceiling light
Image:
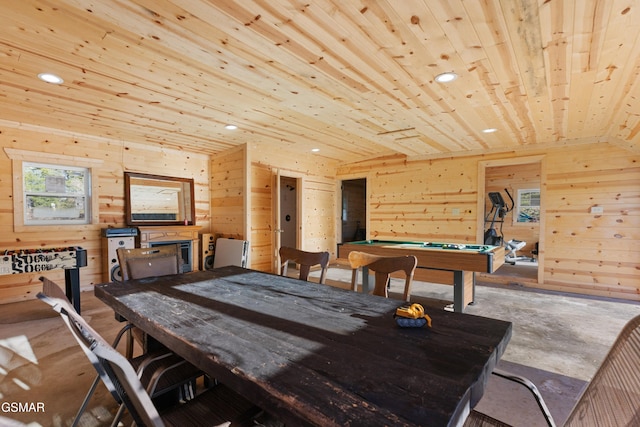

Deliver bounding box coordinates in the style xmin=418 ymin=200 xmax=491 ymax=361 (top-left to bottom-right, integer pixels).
xmin=224 ymin=124 xmax=238 ymax=130
xmin=482 ymin=128 xmax=498 ymax=133
xmin=311 ymin=148 xmax=320 ymax=152
xmin=434 ymin=72 xmax=458 ymax=83
xmin=37 ymin=73 xmax=64 ymax=84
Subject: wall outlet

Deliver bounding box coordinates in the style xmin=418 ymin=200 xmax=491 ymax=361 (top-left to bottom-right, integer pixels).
xmin=451 ymin=208 xmax=460 ymax=216
xmin=590 ymin=206 xmax=604 ymax=214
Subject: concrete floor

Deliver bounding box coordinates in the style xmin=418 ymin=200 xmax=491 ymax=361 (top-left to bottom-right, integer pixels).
xmin=1 ymin=265 xmax=639 ymax=427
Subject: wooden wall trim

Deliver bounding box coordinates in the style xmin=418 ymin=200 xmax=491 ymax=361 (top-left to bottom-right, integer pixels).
xmin=4 ymin=147 xmax=105 ymax=165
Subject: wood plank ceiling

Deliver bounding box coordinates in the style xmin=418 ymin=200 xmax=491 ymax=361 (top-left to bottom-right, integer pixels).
xmin=1 ymin=0 xmax=639 ymax=163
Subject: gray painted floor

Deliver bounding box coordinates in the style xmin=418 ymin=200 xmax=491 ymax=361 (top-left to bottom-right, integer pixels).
xmin=0 ymin=265 xmax=638 ymax=426
xmin=319 ymin=264 xmax=640 ymax=381
xmin=320 ymin=264 xmax=640 ymax=426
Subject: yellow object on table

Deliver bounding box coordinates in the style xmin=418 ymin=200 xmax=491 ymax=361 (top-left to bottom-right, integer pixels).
xmin=395 ymin=303 xmax=432 ymax=328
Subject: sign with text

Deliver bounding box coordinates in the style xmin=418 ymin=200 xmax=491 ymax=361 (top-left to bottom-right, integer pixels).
xmin=0 ymin=247 xmax=84 ymax=275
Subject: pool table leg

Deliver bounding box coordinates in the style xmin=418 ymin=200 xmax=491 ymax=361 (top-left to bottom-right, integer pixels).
xmin=453 ymin=271 xmax=463 ymax=312
xmin=470 ymin=272 xmax=476 ymax=306
xmin=453 ymin=271 xmax=476 ymax=313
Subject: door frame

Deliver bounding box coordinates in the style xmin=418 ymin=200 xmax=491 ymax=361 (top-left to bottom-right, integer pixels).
xmin=272 ymin=169 xmax=303 ymax=272
xmin=477 ymin=155 xmax=546 ymax=284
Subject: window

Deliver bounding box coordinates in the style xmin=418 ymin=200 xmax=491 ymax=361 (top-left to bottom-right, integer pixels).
xmin=516 ymin=189 xmax=540 ymax=223
xmin=23 ymin=163 xmax=90 ymax=225
xmin=5 ymin=148 xmax=102 ymax=232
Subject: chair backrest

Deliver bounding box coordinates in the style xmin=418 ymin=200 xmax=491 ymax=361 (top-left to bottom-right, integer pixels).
xmin=563 ymin=315 xmax=640 ymax=427
xmin=117 ymin=244 xmax=181 ymax=281
xmin=279 ymin=246 xmax=330 ymax=284
xmin=37 ymin=277 xmax=164 ymax=426
xmin=348 ymin=251 xmax=417 ymax=301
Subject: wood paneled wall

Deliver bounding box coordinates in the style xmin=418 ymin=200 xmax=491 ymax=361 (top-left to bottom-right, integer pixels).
xmin=1 ymin=125 xmax=636 ymax=304
xmin=544 ymin=144 xmax=639 ymax=298
xmin=210 ymin=143 xmax=339 ymax=273
xmin=247 ymin=143 xmax=338 ymax=262
xmin=210 ymin=145 xmax=247 ymax=241
xmin=250 ymin=162 xmax=274 ymax=272
xmin=339 ymin=154 xmax=480 ymax=242
xmin=302 ymin=176 xmax=336 ymax=251
xmin=0 ymin=125 xmax=210 ymax=303
xmin=337 ymin=143 xmax=640 ymax=301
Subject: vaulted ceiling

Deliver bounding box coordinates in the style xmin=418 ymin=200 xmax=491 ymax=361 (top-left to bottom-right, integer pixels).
xmin=1 ymin=0 xmax=639 ymax=163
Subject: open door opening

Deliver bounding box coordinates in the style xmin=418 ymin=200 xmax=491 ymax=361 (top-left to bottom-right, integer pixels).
xmin=480 ymin=158 xmax=544 ymax=284
xmin=275 ymin=175 xmax=300 ymax=272
xmin=341 ymin=178 xmax=367 ymax=243
xmin=280 ymin=176 xmax=298 ymax=250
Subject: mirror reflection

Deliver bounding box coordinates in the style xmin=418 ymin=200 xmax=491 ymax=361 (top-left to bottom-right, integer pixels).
xmin=125 ymin=172 xmax=195 ymax=226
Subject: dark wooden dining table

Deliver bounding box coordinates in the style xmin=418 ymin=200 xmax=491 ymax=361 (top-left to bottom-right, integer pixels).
xmin=94 ymin=266 xmax=512 ymax=427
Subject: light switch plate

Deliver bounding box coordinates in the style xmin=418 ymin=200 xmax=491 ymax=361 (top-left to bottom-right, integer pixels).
xmin=590 ymin=206 xmax=604 ymax=214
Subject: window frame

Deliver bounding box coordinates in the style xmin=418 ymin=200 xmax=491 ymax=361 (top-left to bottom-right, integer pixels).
xmin=5 ymin=148 xmax=102 ymax=232
xmin=22 ymin=162 xmax=91 ymax=225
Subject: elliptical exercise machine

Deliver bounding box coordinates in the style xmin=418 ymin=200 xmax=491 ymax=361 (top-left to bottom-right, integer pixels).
xmin=484 ymin=189 xmax=533 ymax=264
xmin=484 ymin=190 xmax=511 ymax=246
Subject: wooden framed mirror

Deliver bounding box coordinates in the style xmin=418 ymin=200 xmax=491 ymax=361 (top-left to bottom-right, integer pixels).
xmin=124 ymin=172 xmax=195 ymax=226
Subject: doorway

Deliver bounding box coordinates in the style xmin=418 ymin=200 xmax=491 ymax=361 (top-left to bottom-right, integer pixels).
xmin=280 ymin=176 xmax=298 ymax=250
xmin=341 ymin=178 xmax=367 ymax=242
xmin=478 ymin=156 xmax=545 ymax=284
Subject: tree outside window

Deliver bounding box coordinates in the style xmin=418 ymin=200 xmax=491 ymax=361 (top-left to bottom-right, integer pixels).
xmin=516 ymin=189 xmax=540 ymax=223
xmin=23 ymin=163 xmax=90 ymax=225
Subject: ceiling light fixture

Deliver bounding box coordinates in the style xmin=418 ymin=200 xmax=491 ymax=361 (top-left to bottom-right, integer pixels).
xmin=37 ymin=73 xmax=64 ymax=84
xmin=482 ymin=128 xmax=498 ymax=133
xmin=224 ymin=124 xmax=238 ymax=130
xmin=311 ymin=148 xmax=320 ymax=152
xmin=434 ymin=72 xmax=458 ymax=83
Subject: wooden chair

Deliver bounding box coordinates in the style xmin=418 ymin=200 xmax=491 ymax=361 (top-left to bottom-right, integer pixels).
xmin=37 ymin=278 xmax=262 ymax=427
xmin=38 ymin=277 xmax=201 ymax=427
xmin=279 ymin=246 xmax=330 ymax=284
xmin=116 ymin=244 xmax=182 ymax=357
xmin=465 ymin=314 xmax=640 ymax=427
xmin=348 ymin=251 xmax=417 ymax=301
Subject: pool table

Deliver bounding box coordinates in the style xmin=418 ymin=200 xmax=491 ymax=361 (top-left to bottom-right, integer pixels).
xmin=338 ymin=240 xmax=505 ymax=312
